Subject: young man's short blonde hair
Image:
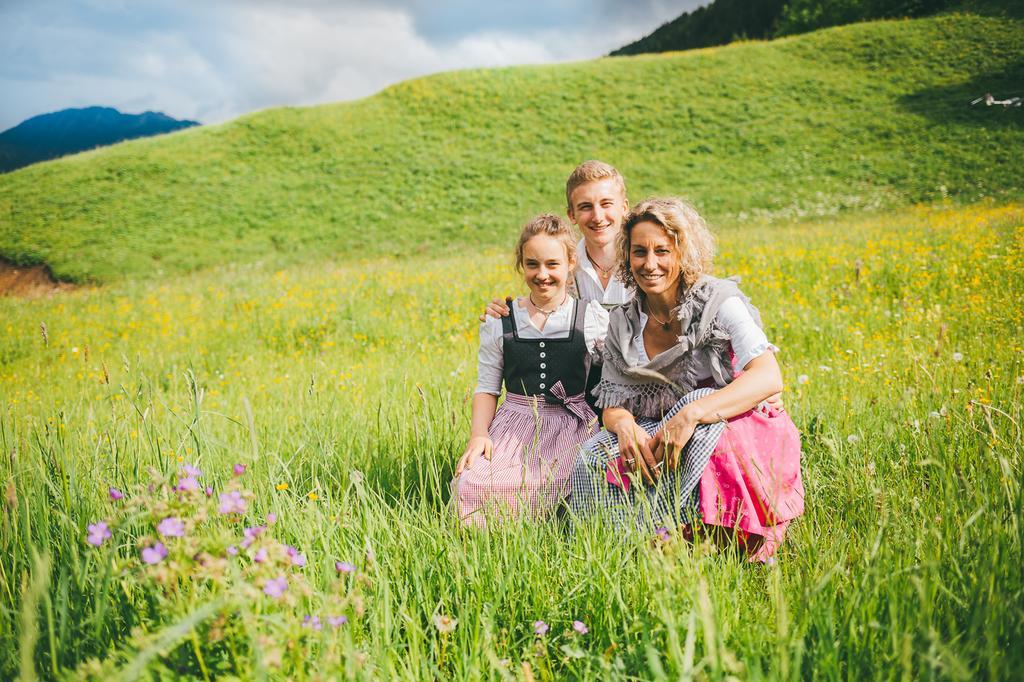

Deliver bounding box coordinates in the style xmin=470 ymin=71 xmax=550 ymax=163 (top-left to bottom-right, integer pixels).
xmin=617 ymin=197 xmax=716 ymax=291
xmin=565 ymin=160 xmax=627 ymax=210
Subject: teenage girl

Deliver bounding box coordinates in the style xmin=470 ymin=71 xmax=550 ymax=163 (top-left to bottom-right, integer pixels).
xmin=452 ymin=214 xmax=609 ymax=526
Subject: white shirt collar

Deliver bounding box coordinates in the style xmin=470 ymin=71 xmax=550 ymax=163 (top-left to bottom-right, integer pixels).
xmin=513 ymin=295 xmax=574 ymax=334
xmin=574 ymin=238 xmax=634 ymax=305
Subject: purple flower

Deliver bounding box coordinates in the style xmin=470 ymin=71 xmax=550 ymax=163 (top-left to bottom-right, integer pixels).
xmin=266 ymin=512 xmax=277 ymax=525
xmin=176 ymin=476 xmax=199 ymax=493
xmin=573 ymin=620 xmax=589 ymax=635
xmin=181 ymin=463 xmax=202 ymax=478
xmin=86 ymin=521 xmax=112 ymax=546
xmin=335 ymin=561 xmax=356 ymax=574
xmin=141 ymin=542 xmax=168 ymax=565
xmin=157 ymin=516 xmax=185 ymax=538
xmin=285 ymin=545 xmax=307 ymax=567
xmin=204 ymin=486 xmax=214 ymax=497
xmin=253 ymin=548 xmax=269 ymax=563
xmin=655 ymin=526 xmax=671 ymax=543
xmin=533 ymin=620 xmax=549 ymax=636
xmin=233 ymin=463 xmax=246 ymax=476
xmin=241 ymin=525 xmax=266 ymax=548
xmin=264 ymin=575 xmax=288 ymax=598
xmin=302 ymin=615 xmax=323 ymax=631
xmin=108 ymin=487 xmax=124 ymax=501
xmin=218 ymin=490 xmax=248 ymax=515
xmin=226 ymin=545 xmax=238 ymax=556
xmin=328 ymin=615 xmax=348 ymax=627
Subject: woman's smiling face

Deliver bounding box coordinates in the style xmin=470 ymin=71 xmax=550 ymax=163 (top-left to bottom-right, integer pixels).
xmin=629 ymin=220 xmax=681 ymax=298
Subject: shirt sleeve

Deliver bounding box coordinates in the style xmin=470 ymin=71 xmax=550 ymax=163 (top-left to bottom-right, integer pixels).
xmin=583 ymin=300 xmax=610 ymax=356
xmin=715 ymin=296 xmax=778 ymax=370
xmin=474 ymin=317 xmax=504 ymax=395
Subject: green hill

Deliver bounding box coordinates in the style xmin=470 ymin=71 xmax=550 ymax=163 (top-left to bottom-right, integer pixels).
xmin=0 ymin=11 xmax=1021 ymax=283
xmin=611 ymin=0 xmax=788 ymax=56
xmin=610 ymin=0 xmax=987 ymax=57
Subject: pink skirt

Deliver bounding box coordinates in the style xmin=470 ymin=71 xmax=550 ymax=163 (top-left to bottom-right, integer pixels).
xmin=452 ymin=392 xmax=597 ymax=527
xmin=697 ymin=403 xmax=804 ymax=562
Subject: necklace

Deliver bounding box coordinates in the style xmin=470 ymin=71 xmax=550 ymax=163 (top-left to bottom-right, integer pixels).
xmin=529 ymin=293 xmax=564 ymax=318
xmin=646 ymin=304 xmax=674 ymax=331
xmin=585 ymin=246 xmax=615 ymax=278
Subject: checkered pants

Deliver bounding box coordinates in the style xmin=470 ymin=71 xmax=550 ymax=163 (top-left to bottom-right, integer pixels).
xmin=567 ymin=388 xmax=725 ymax=531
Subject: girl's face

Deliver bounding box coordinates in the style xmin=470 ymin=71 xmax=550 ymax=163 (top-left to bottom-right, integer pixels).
xmin=521 ymin=234 xmax=573 ymax=299
xmin=629 ymin=221 xmax=681 ymax=298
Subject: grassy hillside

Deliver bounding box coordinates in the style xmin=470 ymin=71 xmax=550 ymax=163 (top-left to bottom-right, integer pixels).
xmin=0 ymin=203 xmax=1020 ymax=677
xmin=611 ymin=0 xmax=1019 ymax=57
xmin=611 ymin=0 xmax=788 ymax=56
xmin=0 ymin=11 xmax=1022 ymax=284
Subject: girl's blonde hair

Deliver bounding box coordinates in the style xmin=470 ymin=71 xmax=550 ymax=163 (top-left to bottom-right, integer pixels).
xmin=514 ymin=214 xmax=578 ymax=272
xmin=617 ymin=197 xmax=716 ymax=291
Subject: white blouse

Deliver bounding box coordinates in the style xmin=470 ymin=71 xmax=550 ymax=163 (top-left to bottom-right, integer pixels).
xmin=574 ymin=238 xmax=634 ymax=306
xmin=475 ymin=297 xmax=610 ymax=395
xmin=633 ymin=296 xmax=778 ymax=374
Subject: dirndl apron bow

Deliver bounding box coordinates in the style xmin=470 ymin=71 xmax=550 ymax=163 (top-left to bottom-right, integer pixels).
xmin=543 ymin=381 xmax=597 ymax=425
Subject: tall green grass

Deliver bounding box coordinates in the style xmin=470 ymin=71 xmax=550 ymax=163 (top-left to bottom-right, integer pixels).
xmin=1 ymin=12 xmax=1022 ymax=283
xmin=0 ymin=203 xmax=1020 ymax=678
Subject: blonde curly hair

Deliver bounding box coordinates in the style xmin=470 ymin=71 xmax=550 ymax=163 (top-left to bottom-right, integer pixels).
xmin=617 ymin=197 xmax=716 ymax=292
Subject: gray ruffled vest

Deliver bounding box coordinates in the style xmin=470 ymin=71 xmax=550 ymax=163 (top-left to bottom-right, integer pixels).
xmin=593 ymin=275 xmax=764 ymax=418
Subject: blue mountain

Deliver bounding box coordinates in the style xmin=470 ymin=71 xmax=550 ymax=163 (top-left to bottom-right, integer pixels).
xmin=0 ymin=106 xmax=199 ymax=173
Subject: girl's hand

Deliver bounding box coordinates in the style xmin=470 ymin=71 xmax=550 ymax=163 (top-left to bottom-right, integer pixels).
xmin=455 ymin=436 xmax=493 ymax=475
xmin=650 ymin=408 xmax=699 ymax=472
xmin=611 ymin=417 xmax=658 ymax=485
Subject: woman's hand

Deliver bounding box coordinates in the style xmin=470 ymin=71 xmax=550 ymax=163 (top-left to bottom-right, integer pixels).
xmin=650 ymin=407 xmax=700 ymax=472
xmin=610 ymin=416 xmax=658 ymax=485
xmin=455 ymin=436 xmax=493 ymax=475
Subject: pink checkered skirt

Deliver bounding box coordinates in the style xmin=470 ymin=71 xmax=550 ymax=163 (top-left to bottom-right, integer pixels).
xmin=452 ymin=392 xmax=597 ymax=527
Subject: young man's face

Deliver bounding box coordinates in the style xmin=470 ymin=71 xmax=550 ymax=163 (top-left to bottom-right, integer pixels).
xmin=567 ymin=178 xmax=628 ymax=251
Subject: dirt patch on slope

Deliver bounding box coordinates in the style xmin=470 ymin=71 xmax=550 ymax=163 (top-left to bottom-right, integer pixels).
xmin=0 ymin=260 xmax=77 ymax=297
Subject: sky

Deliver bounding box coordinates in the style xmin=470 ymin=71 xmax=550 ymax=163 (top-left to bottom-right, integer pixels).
xmin=0 ymin=0 xmax=705 ymax=131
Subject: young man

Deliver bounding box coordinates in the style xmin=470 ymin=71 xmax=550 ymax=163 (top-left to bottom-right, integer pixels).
xmin=483 ymin=160 xmax=633 ymax=319
xmin=562 ymin=160 xmax=634 ymax=307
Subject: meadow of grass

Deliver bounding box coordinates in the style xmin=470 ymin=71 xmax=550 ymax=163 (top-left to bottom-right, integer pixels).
xmin=0 ymin=11 xmax=1022 ymax=283
xmin=0 ymin=202 xmax=1021 ymax=679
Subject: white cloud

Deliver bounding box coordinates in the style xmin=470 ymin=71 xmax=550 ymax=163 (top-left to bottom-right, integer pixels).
xmin=0 ymin=0 xmax=697 ymax=130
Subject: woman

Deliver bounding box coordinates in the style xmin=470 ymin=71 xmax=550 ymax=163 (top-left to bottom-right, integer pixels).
xmin=569 ymin=198 xmax=804 ymax=562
